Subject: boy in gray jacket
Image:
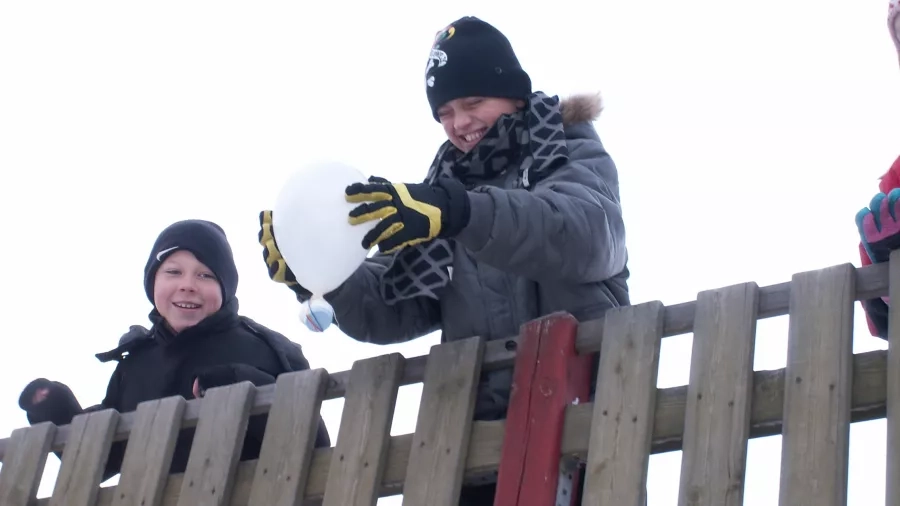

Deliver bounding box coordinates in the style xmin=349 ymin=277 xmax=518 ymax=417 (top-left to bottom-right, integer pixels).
xmin=259 ymin=15 xmax=629 ymax=504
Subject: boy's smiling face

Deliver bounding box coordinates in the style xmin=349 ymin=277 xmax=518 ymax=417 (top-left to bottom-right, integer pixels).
xmin=437 ymin=96 xmax=521 ymax=153
xmin=153 ymin=249 xmax=222 ymax=332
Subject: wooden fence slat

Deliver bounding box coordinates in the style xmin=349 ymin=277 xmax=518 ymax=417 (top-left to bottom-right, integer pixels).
xmin=401 ymin=336 xmax=484 ymax=506
xmin=0 ymin=422 xmax=56 ymax=506
xmin=3 ymin=261 xmax=893 ymax=467
xmin=560 ymin=350 xmax=887 ymax=460
xmin=322 ymin=354 xmax=404 ymax=506
xmin=493 ymin=312 xmax=592 ymax=506
xmin=492 ymin=312 xmax=541 ymax=503
xmin=112 ymin=396 xmax=186 ymax=506
xmin=678 ymin=283 xmax=759 ymax=506
xmin=582 ymin=301 xmax=664 ymax=506
xmin=779 ymin=264 xmax=854 ymax=506
xmin=247 ymin=369 xmax=328 ymax=506
xmin=176 ymin=381 xmax=254 ymax=506
xmin=888 ymin=249 xmax=900 ymax=506
xmin=48 ymin=409 xmax=119 ymax=506
xmin=26 ymin=347 xmax=892 ymax=506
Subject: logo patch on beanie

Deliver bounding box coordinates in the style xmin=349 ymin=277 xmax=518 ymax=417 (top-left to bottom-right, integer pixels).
xmin=425 ymin=48 xmax=447 ymax=88
xmin=426 ymin=23 xmax=455 ymax=87
xmin=156 ymin=246 xmax=179 ymax=261
xmin=433 ymin=25 xmax=455 ymax=44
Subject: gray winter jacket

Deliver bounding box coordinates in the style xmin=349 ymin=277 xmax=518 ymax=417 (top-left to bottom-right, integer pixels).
xmin=324 ymin=92 xmax=629 ymax=421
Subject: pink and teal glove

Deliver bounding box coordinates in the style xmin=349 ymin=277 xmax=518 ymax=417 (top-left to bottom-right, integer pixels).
xmin=855 ymin=188 xmax=900 ymax=339
xmin=856 ymin=188 xmax=900 ymax=265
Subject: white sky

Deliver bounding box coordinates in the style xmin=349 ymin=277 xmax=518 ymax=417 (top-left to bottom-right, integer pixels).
xmin=0 ymin=0 xmax=896 ymax=504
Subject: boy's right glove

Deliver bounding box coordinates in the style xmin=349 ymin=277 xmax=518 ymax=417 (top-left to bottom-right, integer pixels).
xmin=856 ymin=188 xmax=900 ymax=264
xmin=18 ymin=378 xmax=83 ymax=426
xmin=258 ymin=210 xmax=312 ymax=302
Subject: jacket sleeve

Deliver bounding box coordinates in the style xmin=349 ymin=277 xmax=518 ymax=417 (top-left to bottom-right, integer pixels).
xmin=454 ymin=132 xmax=626 ymax=284
xmin=195 ymin=360 xmax=332 ymax=449
xmin=323 ymin=252 xmax=443 ymax=345
xmin=197 ymin=363 xmax=277 ymax=388
xmin=192 ymin=363 xmax=281 ymax=460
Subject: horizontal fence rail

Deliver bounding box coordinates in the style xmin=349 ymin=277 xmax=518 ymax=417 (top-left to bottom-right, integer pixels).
xmin=0 ymin=259 xmax=892 ymax=506
xmin=1 ymin=260 xmax=886 ymax=461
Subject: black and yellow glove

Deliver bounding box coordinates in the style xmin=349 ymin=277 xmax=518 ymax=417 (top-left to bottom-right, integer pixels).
xmin=345 ymin=176 xmax=471 ymax=253
xmin=258 ymin=210 xmax=312 ymax=301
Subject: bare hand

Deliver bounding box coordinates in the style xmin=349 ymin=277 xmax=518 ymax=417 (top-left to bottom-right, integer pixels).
xmin=192 ymin=378 xmax=203 ymax=399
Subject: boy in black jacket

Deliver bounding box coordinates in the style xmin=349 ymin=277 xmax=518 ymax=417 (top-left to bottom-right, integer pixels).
xmin=17 ymin=219 xmax=331 ymax=481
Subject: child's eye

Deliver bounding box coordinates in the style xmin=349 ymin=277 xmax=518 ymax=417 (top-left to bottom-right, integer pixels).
xmin=199 ymin=273 xmax=217 ymax=280
xmin=165 ymin=269 xmax=181 ymax=275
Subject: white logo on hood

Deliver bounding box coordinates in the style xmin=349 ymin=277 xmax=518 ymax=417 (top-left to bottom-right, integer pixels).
xmin=156 ymin=246 xmax=179 ymax=261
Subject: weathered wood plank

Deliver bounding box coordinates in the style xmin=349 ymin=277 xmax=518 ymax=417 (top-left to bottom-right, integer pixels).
xmin=575 ymin=260 xmax=886 ymax=350
xmin=582 ymin=301 xmax=664 ymax=505
xmin=779 ymin=264 xmax=854 ymax=506
xmin=494 ymin=312 xmax=591 ymax=506
xmin=113 ymin=396 xmax=186 ymax=506
xmin=322 ymin=354 xmax=404 ymax=506
xmin=5 ymin=260 xmax=889 ymax=462
xmin=31 ymin=348 xmax=887 ymax=506
xmin=246 ymin=369 xmax=328 ymax=506
xmin=888 ymin=250 xmax=900 ymax=506
xmin=0 ymin=423 xmax=56 ymax=506
xmin=563 ymin=349 xmax=886 ymax=457
xmin=492 ymin=312 xmax=542 ymax=505
xmin=176 ymin=382 xmax=254 ymax=506
xmin=402 ymin=336 xmax=484 ymax=506
xmin=49 ymin=409 xmax=119 ymax=506
xmin=678 ymin=283 xmax=758 ymax=506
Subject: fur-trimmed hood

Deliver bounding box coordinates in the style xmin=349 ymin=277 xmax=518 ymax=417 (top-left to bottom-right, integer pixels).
xmin=560 ymin=92 xmax=603 ymax=126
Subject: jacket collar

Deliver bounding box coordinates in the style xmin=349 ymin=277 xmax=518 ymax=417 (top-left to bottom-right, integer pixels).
xmin=96 ymin=297 xmax=242 ymax=362
xmin=149 ymin=297 xmax=241 ymax=346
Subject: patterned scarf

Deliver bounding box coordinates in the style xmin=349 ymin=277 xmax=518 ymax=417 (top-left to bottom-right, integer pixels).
xmin=379 ymin=91 xmax=570 ymax=305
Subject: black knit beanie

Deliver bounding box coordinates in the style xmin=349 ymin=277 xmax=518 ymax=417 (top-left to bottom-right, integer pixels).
xmin=425 ymin=16 xmax=532 ymax=122
xmin=143 ymin=219 xmax=239 ymax=304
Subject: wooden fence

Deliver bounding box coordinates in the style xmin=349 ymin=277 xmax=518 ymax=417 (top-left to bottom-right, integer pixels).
xmin=0 ymin=255 xmax=895 ymax=506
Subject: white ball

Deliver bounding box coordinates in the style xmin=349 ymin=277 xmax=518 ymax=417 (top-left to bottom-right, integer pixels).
xmin=299 ymin=297 xmax=335 ymax=333
xmin=272 ymin=161 xmax=377 ymax=296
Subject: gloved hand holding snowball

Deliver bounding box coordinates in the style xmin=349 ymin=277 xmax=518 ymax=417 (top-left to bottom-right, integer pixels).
xmin=258 ymin=161 xmax=380 ymax=333
xmin=259 ymin=210 xmax=336 ymax=332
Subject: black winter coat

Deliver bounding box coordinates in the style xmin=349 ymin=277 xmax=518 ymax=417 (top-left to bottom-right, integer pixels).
xmin=19 ymin=298 xmax=331 ymax=481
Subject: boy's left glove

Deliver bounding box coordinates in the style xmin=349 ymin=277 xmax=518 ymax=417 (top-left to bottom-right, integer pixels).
xmin=856 ymin=188 xmax=900 ymax=264
xmin=18 ymin=378 xmax=83 ymax=426
xmin=258 ymin=210 xmax=312 ymax=301
xmin=345 ymin=176 xmax=471 ymax=253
